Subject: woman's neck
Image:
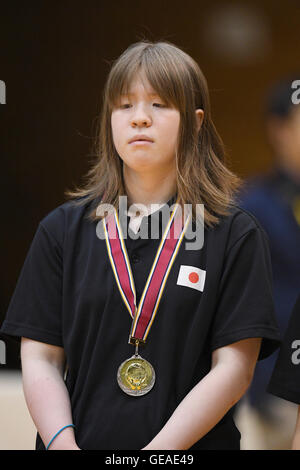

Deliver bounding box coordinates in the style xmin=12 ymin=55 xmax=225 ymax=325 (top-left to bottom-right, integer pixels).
xmin=123 ymin=165 xmax=177 ymax=207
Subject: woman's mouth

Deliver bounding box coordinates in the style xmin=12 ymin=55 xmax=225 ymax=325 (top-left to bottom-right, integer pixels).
xmin=129 ymin=140 xmax=153 ymax=145
xmin=129 ymin=135 xmax=154 ymax=145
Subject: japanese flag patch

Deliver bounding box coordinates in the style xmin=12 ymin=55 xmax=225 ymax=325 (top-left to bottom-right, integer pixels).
xmin=176 ymin=265 xmax=206 ymax=292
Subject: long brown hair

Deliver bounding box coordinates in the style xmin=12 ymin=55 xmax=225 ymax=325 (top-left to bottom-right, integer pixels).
xmin=65 ymin=40 xmax=242 ymax=227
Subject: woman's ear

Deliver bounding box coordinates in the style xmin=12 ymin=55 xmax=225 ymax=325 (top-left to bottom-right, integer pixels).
xmin=195 ymin=109 xmax=204 ymax=132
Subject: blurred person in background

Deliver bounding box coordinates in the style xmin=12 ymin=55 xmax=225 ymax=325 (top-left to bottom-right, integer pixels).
xmin=267 ymin=292 xmax=300 ymax=450
xmin=237 ymin=77 xmax=300 ymax=449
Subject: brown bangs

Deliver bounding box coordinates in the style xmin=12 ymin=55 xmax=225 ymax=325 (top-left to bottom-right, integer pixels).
xmin=107 ymin=43 xmax=191 ymax=111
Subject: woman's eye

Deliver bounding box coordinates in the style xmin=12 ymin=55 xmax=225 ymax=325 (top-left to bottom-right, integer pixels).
xmin=118 ymin=102 xmax=166 ymax=109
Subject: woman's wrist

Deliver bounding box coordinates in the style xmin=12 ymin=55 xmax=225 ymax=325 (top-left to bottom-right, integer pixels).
xmin=48 ymin=438 xmax=80 ymax=450
xmin=46 ymin=424 xmax=78 ymax=450
xmin=49 ymin=443 xmax=81 ymax=450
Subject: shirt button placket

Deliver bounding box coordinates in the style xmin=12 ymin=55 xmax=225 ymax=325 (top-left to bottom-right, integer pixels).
xmin=131 ymin=253 xmax=140 ymax=264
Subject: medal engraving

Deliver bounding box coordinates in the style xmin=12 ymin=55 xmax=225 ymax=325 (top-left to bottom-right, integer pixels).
xmin=117 ymin=355 xmax=155 ymax=396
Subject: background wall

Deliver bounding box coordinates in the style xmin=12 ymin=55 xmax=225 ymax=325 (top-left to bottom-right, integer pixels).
xmin=0 ymin=0 xmax=299 ymax=449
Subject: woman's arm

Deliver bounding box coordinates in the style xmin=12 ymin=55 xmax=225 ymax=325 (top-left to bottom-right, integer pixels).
xmin=291 ymin=406 xmax=300 ymax=450
xmin=142 ymin=337 xmax=262 ymax=450
xmin=21 ymin=337 xmax=80 ymax=450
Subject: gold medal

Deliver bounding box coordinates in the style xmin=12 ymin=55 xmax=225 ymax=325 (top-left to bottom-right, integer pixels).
xmin=117 ymin=342 xmax=155 ymax=396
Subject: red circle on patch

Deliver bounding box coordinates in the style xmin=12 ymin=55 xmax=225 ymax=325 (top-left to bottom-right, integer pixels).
xmin=188 ymin=272 xmax=199 ymax=283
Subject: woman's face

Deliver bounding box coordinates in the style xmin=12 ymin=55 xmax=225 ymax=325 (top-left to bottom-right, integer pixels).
xmin=111 ymin=74 xmax=181 ymax=175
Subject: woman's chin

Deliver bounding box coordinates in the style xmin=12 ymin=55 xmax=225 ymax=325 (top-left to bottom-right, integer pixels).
xmin=123 ymin=159 xmax=157 ymax=172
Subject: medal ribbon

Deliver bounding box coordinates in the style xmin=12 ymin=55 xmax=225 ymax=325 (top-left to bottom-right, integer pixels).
xmin=103 ymin=199 xmax=191 ymax=345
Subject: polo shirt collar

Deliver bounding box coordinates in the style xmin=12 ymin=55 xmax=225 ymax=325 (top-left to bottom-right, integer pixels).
xmin=126 ymin=193 xmax=177 ymax=218
xmin=123 ymin=193 xmax=178 ymax=236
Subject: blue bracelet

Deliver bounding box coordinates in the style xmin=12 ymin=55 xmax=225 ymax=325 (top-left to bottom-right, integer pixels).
xmin=46 ymin=424 xmax=76 ymax=450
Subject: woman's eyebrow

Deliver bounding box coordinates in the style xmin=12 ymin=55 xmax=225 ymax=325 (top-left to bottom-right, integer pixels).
xmin=121 ymin=91 xmax=160 ymax=97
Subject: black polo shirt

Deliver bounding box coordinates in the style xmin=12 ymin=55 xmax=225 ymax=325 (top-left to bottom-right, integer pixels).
xmin=0 ymin=196 xmax=281 ymax=450
xmin=267 ymin=294 xmax=300 ymax=405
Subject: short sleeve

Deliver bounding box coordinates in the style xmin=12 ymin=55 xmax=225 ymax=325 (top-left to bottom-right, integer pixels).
xmin=267 ymin=294 xmax=300 ymax=404
xmin=210 ymin=226 xmax=281 ymax=360
xmin=0 ymin=223 xmax=63 ymax=347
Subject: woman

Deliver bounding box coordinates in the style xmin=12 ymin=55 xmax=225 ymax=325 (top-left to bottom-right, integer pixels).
xmin=0 ymin=40 xmax=281 ymax=450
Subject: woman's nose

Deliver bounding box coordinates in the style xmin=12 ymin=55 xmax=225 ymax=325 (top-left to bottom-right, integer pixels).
xmin=131 ymin=105 xmax=152 ymax=127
